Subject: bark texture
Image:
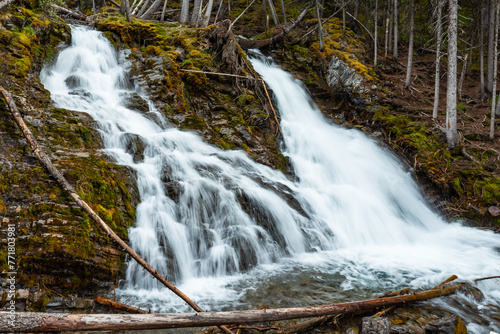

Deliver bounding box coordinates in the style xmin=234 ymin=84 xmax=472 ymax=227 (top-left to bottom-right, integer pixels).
xmin=0 ymin=283 xmax=467 ymax=332
xmin=446 ymin=0 xmax=459 ymax=148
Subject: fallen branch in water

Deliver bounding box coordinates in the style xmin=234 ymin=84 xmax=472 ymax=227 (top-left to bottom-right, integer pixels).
xmin=0 ymin=87 xmax=234 ymax=334
xmin=96 ymin=297 xmax=149 ymax=314
xmin=279 ymin=274 xmax=460 ymax=334
xmin=2 ymin=283 xmax=467 ymax=332
xmin=474 ymin=275 xmax=500 ymax=282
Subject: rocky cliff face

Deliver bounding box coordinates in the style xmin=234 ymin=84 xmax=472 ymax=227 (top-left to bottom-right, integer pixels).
xmin=0 ymin=4 xmax=294 ymax=305
xmin=0 ymin=3 xmax=138 ymax=306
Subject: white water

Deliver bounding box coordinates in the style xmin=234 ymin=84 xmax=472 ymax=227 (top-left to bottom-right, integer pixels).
xmin=42 ymin=26 xmax=500 ymax=331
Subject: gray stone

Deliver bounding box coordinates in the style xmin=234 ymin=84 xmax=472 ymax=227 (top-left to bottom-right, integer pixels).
xmin=488 ymin=206 xmax=500 ymax=217
xmin=361 ymin=316 xmax=391 ymax=334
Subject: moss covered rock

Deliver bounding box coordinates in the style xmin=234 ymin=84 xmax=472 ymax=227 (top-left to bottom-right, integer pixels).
xmin=0 ymin=4 xmax=138 ymax=299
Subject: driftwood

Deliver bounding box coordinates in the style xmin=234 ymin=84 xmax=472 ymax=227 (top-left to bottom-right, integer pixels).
xmin=0 ymin=88 xmax=234 ymax=334
xmin=50 ymin=4 xmax=87 ymax=21
xmin=236 ymin=2 xmax=313 ymax=49
xmin=0 ymin=283 xmax=467 ymax=332
xmin=95 ymin=297 xmax=149 ymax=314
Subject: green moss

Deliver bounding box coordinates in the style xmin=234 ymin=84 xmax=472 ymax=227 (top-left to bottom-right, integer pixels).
xmin=454 ymin=317 xmax=467 ymax=334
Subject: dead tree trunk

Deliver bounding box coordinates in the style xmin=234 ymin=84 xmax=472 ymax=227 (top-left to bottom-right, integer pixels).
xmin=236 ymin=2 xmax=312 ymax=49
xmin=161 ymin=0 xmax=168 ymax=21
xmin=201 ymin=0 xmax=214 ymax=26
xmin=433 ymin=0 xmax=444 ymax=119
xmin=404 ymin=0 xmax=414 ymax=88
xmin=490 ymin=0 xmax=500 ymax=139
xmin=480 ymin=3 xmax=486 ymax=100
xmin=120 ymin=0 xmax=131 ymax=21
xmin=446 ymin=0 xmax=459 ymax=148
xmin=51 ymin=4 xmax=87 ymax=20
xmin=374 ymin=0 xmax=378 ymax=66
xmin=0 ymin=87 xmax=234 ymax=334
xmin=393 ymin=0 xmax=398 ymax=59
xmin=487 ymin=0 xmax=496 ymax=94
xmin=316 ymin=0 xmax=324 ymax=51
xmin=179 ymin=0 xmax=190 ymax=23
xmin=141 ymin=0 xmax=164 ymax=19
xmin=2 ymin=283 xmax=467 ymax=332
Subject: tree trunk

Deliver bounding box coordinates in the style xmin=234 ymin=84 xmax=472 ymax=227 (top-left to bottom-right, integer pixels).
xmin=202 ymin=0 xmax=214 ymax=27
xmin=480 ymin=1 xmax=486 ymax=100
xmin=280 ymin=0 xmax=286 ymax=25
xmin=393 ymin=0 xmax=398 ymax=58
xmin=141 ymin=0 xmax=164 ymax=19
xmin=446 ymin=0 xmax=459 ymax=148
xmin=458 ymin=47 xmax=472 ymax=99
xmin=179 ymin=0 xmax=190 ymax=23
xmin=342 ymin=0 xmax=346 ymax=35
xmin=136 ymin=0 xmax=151 ymax=17
xmin=383 ymin=0 xmax=389 ymax=57
xmin=374 ymin=0 xmax=378 ymax=66
xmin=191 ymin=0 xmax=203 ymax=24
xmin=404 ymin=0 xmax=414 ymax=88
xmin=491 ymin=0 xmax=500 ymax=138
xmin=161 ymin=0 xmax=168 ymax=21
xmin=316 ymin=0 xmax=324 ymax=50
xmin=214 ymin=0 xmax=224 ymax=23
xmin=433 ymin=0 xmax=444 ymax=119
xmin=388 ymin=0 xmax=393 ymax=54
xmin=354 ymin=0 xmax=359 ymax=19
xmin=267 ymin=0 xmax=279 ymax=26
xmin=131 ymin=0 xmax=145 ymax=15
xmin=2 ymin=283 xmax=467 ymax=332
xmin=487 ymin=0 xmax=496 ymax=94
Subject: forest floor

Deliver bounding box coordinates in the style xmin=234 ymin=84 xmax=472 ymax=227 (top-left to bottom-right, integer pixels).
xmin=367 ymin=45 xmax=500 ymax=229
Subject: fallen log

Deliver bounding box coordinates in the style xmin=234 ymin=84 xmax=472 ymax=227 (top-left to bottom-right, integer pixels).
xmin=0 ymin=283 xmax=467 ymax=332
xmin=0 ymin=87 xmax=234 ymax=334
xmin=236 ymin=2 xmax=313 ymax=49
xmin=95 ymin=297 xmax=149 ymax=314
xmin=50 ymin=4 xmax=87 ymax=21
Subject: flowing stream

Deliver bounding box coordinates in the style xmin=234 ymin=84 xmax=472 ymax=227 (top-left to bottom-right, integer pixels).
xmin=41 ymin=26 xmax=500 ymax=332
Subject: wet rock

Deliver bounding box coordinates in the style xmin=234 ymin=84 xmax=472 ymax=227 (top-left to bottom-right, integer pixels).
xmin=327 ymin=56 xmax=364 ymax=95
xmin=124 ymin=92 xmax=150 ymax=113
xmin=62 ymin=297 xmax=94 ymax=309
xmin=488 ymin=206 xmax=500 ymax=217
xmin=464 ymin=286 xmax=485 ymax=302
xmin=390 ymin=325 xmax=417 ymax=334
xmin=123 ymin=132 xmax=146 ymax=163
xmin=361 ymin=316 xmax=391 ymax=334
xmin=175 ymin=47 xmax=186 ymax=60
xmin=424 ymin=315 xmax=467 ymax=334
xmin=46 ymin=296 xmax=64 ymax=307
xmin=346 ymin=328 xmax=357 ymax=334
xmin=16 ymin=289 xmax=29 ymax=300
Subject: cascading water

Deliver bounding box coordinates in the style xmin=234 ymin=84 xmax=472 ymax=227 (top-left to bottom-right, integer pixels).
xmin=42 ymin=26 xmax=500 ymax=331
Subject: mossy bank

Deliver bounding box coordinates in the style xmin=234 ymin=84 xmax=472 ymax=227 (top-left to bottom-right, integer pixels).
xmin=0 ymin=2 xmax=138 ymax=307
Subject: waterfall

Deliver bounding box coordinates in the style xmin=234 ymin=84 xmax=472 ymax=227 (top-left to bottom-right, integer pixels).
xmin=42 ymin=26 xmax=500 ymax=331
